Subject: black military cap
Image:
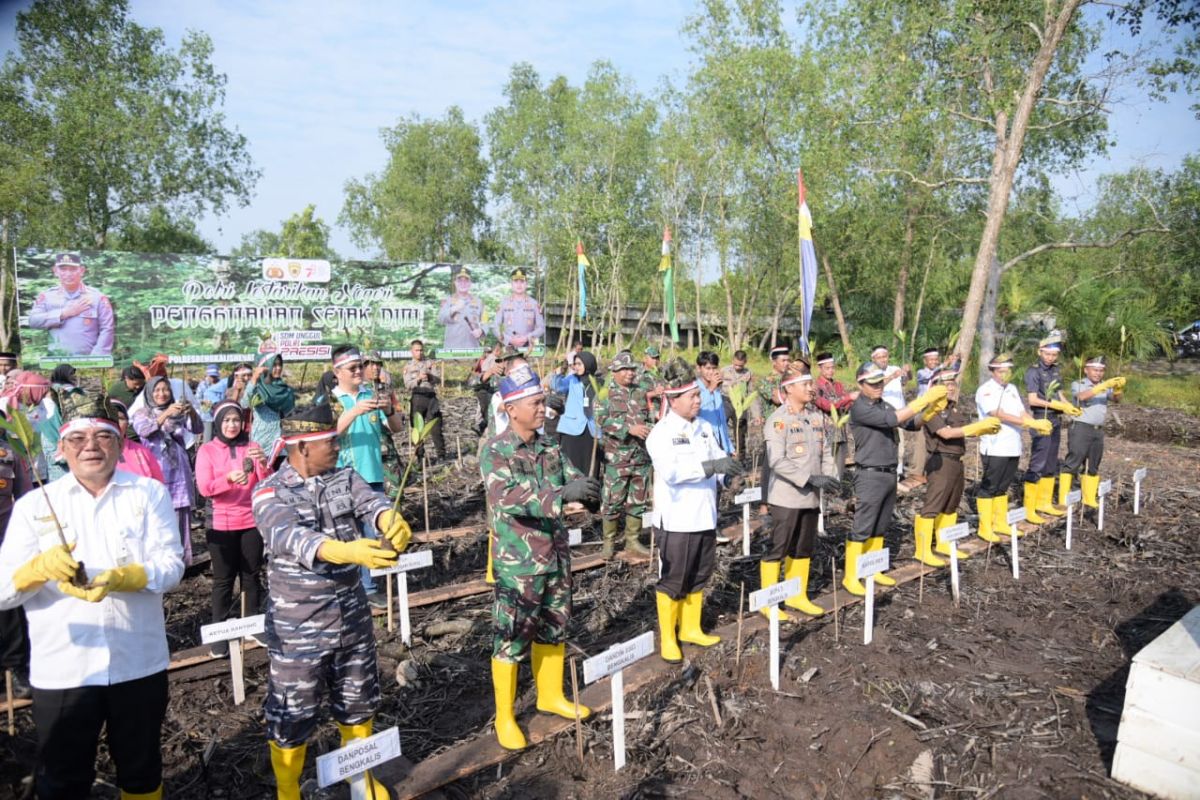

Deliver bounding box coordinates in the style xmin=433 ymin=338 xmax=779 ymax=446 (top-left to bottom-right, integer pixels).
xmin=59 ymin=391 xmax=120 ymax=428
xmin=280 ymin=403 xmax=337 ymax=441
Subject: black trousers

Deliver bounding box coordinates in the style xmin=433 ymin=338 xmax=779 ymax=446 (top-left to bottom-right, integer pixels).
xmin=1062 ymin=422 xmax=1104 ymax=476
xmin=208 ymin=527 xmax=265 ymax=627
xmin=475 ymin=389 xmax=493 ymax=435
xmin=656 ymin=529 xmax=716 ymax=599
xmin=851 ymin=469 xmax=896 ymax=541
xmin=411 ymin=391 xmax=446 ymax=456
xmin=979 ymin=455 xmax=1019 ymax=499
xmin=558 ymin=430 xmax=599 ymax=477
xmin=765 ymin=505 xmax=818 ymax=561
xmin=0 ymin=509 xmax=28 ymax=672
xmin=33 ymin=670 xmax=169 ymax=799
xmin=1024 ymin=421 xmax=1062 ymax=482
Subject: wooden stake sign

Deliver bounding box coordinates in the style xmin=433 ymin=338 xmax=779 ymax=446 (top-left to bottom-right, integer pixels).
xmin=568 ymin=528 xmax=583 ymax=547
xmin=1133 ymin=468 xmax=1147 ymax=516
xmin=1006 ymin=507 xmax=1026 ymax=580
xmin=749 ymin=577 xmax=801 ymax=691
xmin=938 ymin=522 xmax=970 ymax=605
xmin=1098 ymin=479 xmax=1113 ymax=531
xmin=818 ymin=489 xmax=825 ymax=534
xmin=582 ymin=631 xmax=655 ymax=771
xmin=856 ymin=548 xmax=890 ymax=645
xmin=733 ymin=487 xmax=762 ymax=557
xmin=200 ymin=614 xmax=266 ymax=705
xmin=371 ymin=550 xmax=434 ymax=645
xmin=1065 ymin=488 xmax=1082 ymax=549
xmin=316 ymin=726 xmax=402 ymax=799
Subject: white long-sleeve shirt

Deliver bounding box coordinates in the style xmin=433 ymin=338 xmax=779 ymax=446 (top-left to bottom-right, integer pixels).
xmin=975 ymin=379 xmax=1025 ymax=457
xmin=0 ymin=469 xmax=184 ymax=689
xmin=646 ymin=410 xmax=726 ymax=533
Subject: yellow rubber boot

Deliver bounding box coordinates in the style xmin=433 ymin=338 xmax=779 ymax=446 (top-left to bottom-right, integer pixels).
xmin=934 ymin=513 xmax=969 ymax=559
xmin=976 ymin=497 xmax=1000 ymax=543
xmin=336 ymin=719 xmax=390 ymax=799
xmin=842 ymin=540 xmax=867 ymax=596
xmin=867 ymin=538 xmax=896 ymax=585
xmin=490 ymin=658 xmax=526 ymax=750
xmin=532 ymin=642 xmax=592 ymax=720
xmin=1037 ymin=477 xmax=1065 ymax=516
xmin=1058 ymin=473 xmax=1073 ymax=507
xmin=1081 ymin=474 xmax=1100 ymax=508
xmin=678 ymin=592 xmax=721 ymax=646
xmin=656 ymin=591 xmax=683 ymax=663
xmin=485 ymin=530 xmax=495 ymax=584
xmin=783 ymin=557 xmax=825 ymax=616
xmin=269 ymin=741 xmax=307 ymax=800
xmin=994 ymin=495 xmax=1023 ymax=537
xmin=120 ymin=786 xmax=163 ymax=800
xmin=1023 ymin=483 xmax=1046 ymax=524
xmin=758 ymin=560 xmax=791 ymax=621
xmin=914 ymin=516 xmax=945 ymax=567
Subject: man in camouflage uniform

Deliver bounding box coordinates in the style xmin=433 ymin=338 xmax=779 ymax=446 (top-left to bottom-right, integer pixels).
xmin=594 ymin=352 xmax=652 ymax=559
xmin=253 ymin=403 xmax=413 ymax=800
xmin=635 ymin=344 xmax=665 ymax=420
xmin=481 ymin=364 xmax=601 ymax=750
xmin=27 ymin=253 xmax=115 ymax=357
xmin=0 ymin=420 xmax=30 ymax=699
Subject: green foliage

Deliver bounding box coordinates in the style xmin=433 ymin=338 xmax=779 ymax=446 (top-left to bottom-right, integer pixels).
xmin=1 ymin=0 xmax=258 ymax=248
xmin=232 ymin=205 xmax=336 ymax=259
xmin=0 ymin=406 xmax=42 ymax=462
xmin=108 ymin=206 xmax=213 ymax=254
xmin=342 ymin=107 xmax=489 ymax=261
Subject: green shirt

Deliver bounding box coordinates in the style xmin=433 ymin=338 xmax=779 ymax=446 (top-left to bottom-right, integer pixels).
xmin=333 ymin=387 xmax=387 ymax=485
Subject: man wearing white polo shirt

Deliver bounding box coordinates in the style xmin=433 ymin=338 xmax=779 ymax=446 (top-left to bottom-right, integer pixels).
xmin=0 ymin=393 xmax=183 ymax=800
xmin=646 ymin=358 xmax=745 ymax=663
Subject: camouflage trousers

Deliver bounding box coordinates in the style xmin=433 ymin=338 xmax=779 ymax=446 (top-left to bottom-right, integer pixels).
xmin=265 ymin=636 xmax=381 ymax=747
xmin=492 ymin=568 xmax=571 ymax=663
xmin=600 ymin=458 xmax=651 ymax=520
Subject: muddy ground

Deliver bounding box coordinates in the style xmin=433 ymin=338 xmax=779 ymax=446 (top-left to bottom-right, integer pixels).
xmin=1 ymin=392 xmax=1198 ymax=799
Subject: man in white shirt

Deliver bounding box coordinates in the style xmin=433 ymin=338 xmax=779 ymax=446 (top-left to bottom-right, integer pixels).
xmin=646 ymin=358 xmax=745 ymax=663
xmin=0 ymin=393 xmax=183 ymax=800
xmin=974 ymin=353 xmax=1052 ymax=543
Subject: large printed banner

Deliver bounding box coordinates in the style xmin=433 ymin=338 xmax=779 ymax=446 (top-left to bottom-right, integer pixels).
xmin=15 ymin=249 xmax=546 ymax=368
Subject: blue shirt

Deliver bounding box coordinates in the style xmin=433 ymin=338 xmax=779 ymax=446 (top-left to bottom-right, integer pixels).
xmin=698 ymin=382 xmax=733 ymax=454
xmin=333 ymin=387 xmax=387 ymax=485
xmin=197 ymin=377 xmax=229 ymax=421
xmin=552 ymin=374 xmax=598 ymax=437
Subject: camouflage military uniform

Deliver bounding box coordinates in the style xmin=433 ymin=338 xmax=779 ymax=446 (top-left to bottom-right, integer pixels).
xmin=482 ymin=427 xmax=583 ymax=663
xmin=635 ymin=366 xmax=664 ymax=420
xmin=252 ymin=462 xmax=391 ymax=747
xmin=595 ymin=382 xmax=653 ymax=520
xmin=0 ymin=427 xmax=29 ymax=680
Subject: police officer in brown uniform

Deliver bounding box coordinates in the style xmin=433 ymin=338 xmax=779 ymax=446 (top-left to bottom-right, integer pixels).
xmin=762 ymin=368 xmax=837 ymax=618
xmin=913 ymin=368 xmax=1000 ymax=566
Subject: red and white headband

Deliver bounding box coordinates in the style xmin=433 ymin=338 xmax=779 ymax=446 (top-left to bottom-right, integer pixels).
xmin=283 ymin=430 xmax=337 ymax=446
xmin=59 ymin=418 xmax=120 ymax=437
xmin=781 ymin=373 xmax=813 ymax=388
xmin=500 ymin=384 xmax=544 ymax=403
xmin=332 ymin=351 xmax=362 ymax=369
xmin=664 ymin=380 xmax=698 ymax=396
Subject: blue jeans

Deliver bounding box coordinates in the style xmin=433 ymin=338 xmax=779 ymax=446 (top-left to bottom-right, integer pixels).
xmin=359 ymin=481 xmax=386 ymax=594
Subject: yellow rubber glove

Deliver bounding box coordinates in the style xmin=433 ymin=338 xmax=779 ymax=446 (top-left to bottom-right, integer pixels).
xmin=13 ymin=544 xmax=79 ymax=592
xmin=1096 ymin=376 xmax=1126 ymax=393
xmin=921 ymin=395 xmax=949 ymax=422
xmin=58 ymin=581 xmax=110 ymax=603
xmin=319 ymin=538 xmax=398 ymax=569
xmin=961 ymin=416 xmax=1002 ymax=438
xmin=377 ymin=510 xmax=412 ymax=552
xmin=1024 ymin=418 xmax=1053 ymax=436
xmin=1048 ymin=400 xmax=1083 ymax=416
xmin=91 ymin=564 xmax=148 ymax=593
xmin=906 ymin=385 xmax=947 ymax=414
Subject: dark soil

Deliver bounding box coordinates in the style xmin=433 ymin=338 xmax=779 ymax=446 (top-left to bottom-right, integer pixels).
xmin=2 ymin=391 xmax=1197 ymax=800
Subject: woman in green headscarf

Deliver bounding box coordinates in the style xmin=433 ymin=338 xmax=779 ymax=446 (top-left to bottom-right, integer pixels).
xmin=240 ymin=353 xmax=295 ymax=457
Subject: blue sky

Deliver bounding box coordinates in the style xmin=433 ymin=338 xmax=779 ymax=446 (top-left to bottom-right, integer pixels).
xmin=1 ymin=1 xmax=1196 ymax=260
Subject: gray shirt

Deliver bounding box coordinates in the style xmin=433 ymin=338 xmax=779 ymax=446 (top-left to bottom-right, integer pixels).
xmin=849 ymin=395 xmax=899 ymax=468
xmin=1072 ymin=379 xmax=1111 ymax=427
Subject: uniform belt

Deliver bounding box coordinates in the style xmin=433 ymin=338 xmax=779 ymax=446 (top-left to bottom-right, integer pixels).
xmin=857 ymin=464 xmax=897 ymax=473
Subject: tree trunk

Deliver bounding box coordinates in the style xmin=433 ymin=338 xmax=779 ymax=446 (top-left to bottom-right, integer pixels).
xmin=892 ymin=201 xmax=919 ymax=349
xmin=977 ymin=255 xmax=1001 ymax=384
xmin=821 ymin=253 xmax=855 ymax=364
xmin=0 ymin=215 xmax=10 ymax=350
xmin=907 ymin=237 xmax=936 ymax=363
xmin=953 ymin=0 xmax=1082 ymax=375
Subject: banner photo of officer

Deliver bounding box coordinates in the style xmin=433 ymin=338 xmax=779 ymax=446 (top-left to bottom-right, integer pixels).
xmin=15 ymin=249 xmax=542 ymax=367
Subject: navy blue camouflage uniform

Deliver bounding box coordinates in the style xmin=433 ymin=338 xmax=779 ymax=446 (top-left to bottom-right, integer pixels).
xmin=1024 ymin=359 xmax=1062 ymax=482
xmin=253 ymin=462 xmax=390 ymax=747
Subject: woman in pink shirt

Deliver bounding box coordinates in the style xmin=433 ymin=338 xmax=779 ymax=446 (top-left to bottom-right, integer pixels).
xmin=195 ymin=400 xmax=271 ymax=657
xmin=110 ymin=399 xmax=166 ymax=483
